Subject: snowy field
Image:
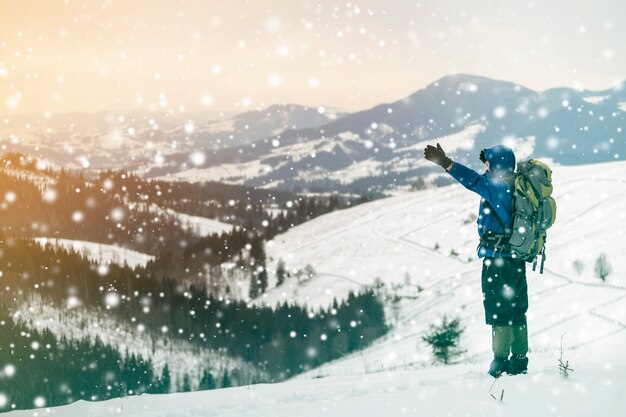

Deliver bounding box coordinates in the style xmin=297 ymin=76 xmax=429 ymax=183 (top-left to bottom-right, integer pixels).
xmin=5 ymin=353 xmax=624 ymax=417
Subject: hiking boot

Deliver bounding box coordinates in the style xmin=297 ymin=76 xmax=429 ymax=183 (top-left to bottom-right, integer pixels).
xmin=506 ymin=355 xmax=528 ymax=375
xmin=488 ymin=357 xmax=508 ymax=378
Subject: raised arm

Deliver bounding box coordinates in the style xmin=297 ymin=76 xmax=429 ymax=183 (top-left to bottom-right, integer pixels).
xmin=447 ymin=160 xmax=496 ymax=203
xmin=423 ymin=143 xmax=497 ymax=204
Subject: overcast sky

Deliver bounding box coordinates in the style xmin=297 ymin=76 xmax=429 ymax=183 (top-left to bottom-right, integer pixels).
xmin=1 ymin=0 xmax=624 ymax=116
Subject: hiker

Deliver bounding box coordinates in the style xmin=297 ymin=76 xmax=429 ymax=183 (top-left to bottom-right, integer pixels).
xmin=424 ymin=143 xmax=528 ymax=378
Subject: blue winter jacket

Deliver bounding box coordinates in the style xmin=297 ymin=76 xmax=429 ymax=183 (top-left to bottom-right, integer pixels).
xmin=447 ymin=145 xmax=516 ymax=258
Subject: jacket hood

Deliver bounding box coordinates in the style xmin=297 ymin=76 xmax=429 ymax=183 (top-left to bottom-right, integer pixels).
xmin=484 ymin=145 xmax=515 ymax=175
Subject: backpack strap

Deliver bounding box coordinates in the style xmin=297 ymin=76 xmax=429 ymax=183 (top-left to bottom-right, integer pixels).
xmin=480 ymin=202 xmax=511 ymax=254
xmin=483 ymin=200 xmax=511 ymax=232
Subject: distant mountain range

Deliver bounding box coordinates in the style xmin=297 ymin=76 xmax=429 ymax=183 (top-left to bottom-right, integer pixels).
xmin=142 ymin=74 xmax=626 ymax=194
xmin=0 ymin=104 xmax=346 ymax=169
xmin=2 ymin=74 xmax=625 ymax=194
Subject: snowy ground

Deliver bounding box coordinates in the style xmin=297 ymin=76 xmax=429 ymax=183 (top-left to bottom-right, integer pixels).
xmin=6 ymin=351 xmax=624 ymax=417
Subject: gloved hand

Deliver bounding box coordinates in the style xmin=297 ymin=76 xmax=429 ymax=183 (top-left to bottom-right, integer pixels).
xmin=479 ymin=149 xmax=487 ymax=164
xmin=424 ymin=143 xmax=452 ymax=170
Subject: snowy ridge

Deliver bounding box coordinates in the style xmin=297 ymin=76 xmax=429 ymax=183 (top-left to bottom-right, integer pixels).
xmin=164 ymin=123 xmax=486 ymax=188
xmin=142 ymin=203 xmax=234 ymax=236
xmin=170 ymin=210 xmax=235 ymax=236
xmin=0 ymin=105 xmax=344 ymax=170
xmin=0 ymin=165 xmax=57 ymax=199
xmin=581 ymin=95 xmax=609 ymax=104
xmin=34 ymin=237 xmax=155 ymax=268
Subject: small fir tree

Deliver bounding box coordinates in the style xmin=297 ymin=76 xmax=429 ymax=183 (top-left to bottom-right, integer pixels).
xmin=421 ymin=316 xmax=466 ymax=364
xmin=182 ymin=373 xmax=192 ymax=392
xmin=276 ymin=258 xmax=287 ymax=286
xmin=159 ymin=363 xmax=171 ymax=394
xmin=249 ymin=269 xmax=260 ymax=298
xmin=258 ymin=267 xmax=268 ymax=293
xmin=221 ymin=370 xmax=232 ymax=388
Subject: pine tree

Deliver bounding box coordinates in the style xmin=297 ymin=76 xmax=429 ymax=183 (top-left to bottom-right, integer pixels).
xmin=258 ymin=268 xmax=268 ymax=293
xmin=421 ymin=316 xmax=466 ymax=364
xmin=159 ymin=363 xmax=171 ymax=394
xmin=249 ymin=270 xmax=260 ymax=299
xmin=198 ymin=370 xmax=217 ymax=390
xmin=221 ymin=370 xmax=232 ymax=388
xmin=182 ymin=373 xmax=192 ymax=392
xmin=276 ymin=258 xmax=287 ymax=286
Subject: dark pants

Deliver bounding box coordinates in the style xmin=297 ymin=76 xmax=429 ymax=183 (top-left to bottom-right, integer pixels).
xmin=481 ymin=256 xmax=528 ymax=326
xmin=482 ymin=256 xmax=529 ymax=358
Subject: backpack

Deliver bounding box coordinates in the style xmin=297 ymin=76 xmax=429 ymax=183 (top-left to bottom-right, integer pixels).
xmin=507 ymin=159 xmax=557 ymax=273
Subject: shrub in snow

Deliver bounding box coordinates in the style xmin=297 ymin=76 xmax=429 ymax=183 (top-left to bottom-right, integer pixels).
xmin=410 ymin=177 xmax=427 ymax=191
xmin=463 ymin=213 xmax=478 ymax=225
xmin=572 ymin=259 xmax=584 ymax=275
xmin=303 ymin=264 xmax=317 ymax=281
xmin=421 ymin=316 xmax=466 ymax=365
xmin=594 ymin=253 xmax=612 ymax=281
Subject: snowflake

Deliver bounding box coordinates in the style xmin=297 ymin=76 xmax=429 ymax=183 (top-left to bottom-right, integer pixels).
xmin=105 ymin=292 xmax=120 ymax=308
xmin=189 ymin=151 xmax=206 ymax=166
xmin=33 ymin=396 xmax=45 ymax=408
xmin=3 ymin=365 xmax=15 ymax=378
xmin=493 ymin=106 xmax=507 ymax=119
xmin=72 ymin=211 xmax=84 ymax=222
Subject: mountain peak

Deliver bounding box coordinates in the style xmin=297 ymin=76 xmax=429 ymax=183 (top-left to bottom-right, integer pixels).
xmin=264 ymin=103 xmax=309 ymax=112
xmin=426 ymin=73 xmax=533 ymax=93
xmin=611 ymin=80 xmax=626 ymax=91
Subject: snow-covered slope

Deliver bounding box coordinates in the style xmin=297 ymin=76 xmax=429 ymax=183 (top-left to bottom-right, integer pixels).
xmin=6 ymin=354 xmax=624 ymax=416
xmin=142 ymin=203 xmax=235 ymax=236
xmin=34 ymin=237 xmax=155 ymax=268
xmin=12 ymin=295 xmax=264 ymax=390
xmin=259 ymin=160 xmax=626 ymax=377
xmin=163 ymin=123 xmax=487 ymax=188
